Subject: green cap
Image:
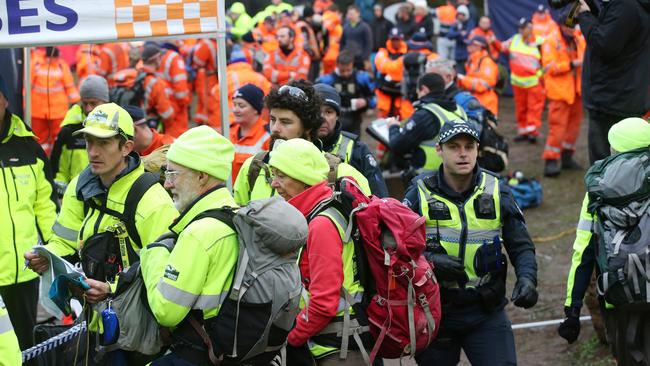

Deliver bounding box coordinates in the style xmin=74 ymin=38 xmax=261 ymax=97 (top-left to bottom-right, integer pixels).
xmin=608 ymin=117 xmax=650 ymax=153
xmin=269 ymin=139 xmax=329 ymax=186
xmin=73 ymin=103 xmax=134 ymax=139
xmin=167 ymin=126 xmax=235 ymax=181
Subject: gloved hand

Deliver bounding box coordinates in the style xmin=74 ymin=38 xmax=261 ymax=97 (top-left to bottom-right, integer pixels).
xmin=558 ymin=307 xmax=581 ymax=344
xmin=511 ymin=277 xmax=538 ymax=309
xmin=425 ymin=253 xmax=467 ymax=282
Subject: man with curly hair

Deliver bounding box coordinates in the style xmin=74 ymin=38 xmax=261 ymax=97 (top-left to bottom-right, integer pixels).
xmin=233 ymin=79 xmax=371 ymax=205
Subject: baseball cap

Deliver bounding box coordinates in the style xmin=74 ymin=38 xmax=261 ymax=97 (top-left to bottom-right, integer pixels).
xmin=141 ymin=43 xmax=161 ymax=62
xmin=437 ymin=120 xmax=480 ymax=144
xmin=73 ymin=103 xmax=135 ymax=139
xmin=122 ymin=105 xmax=147 ymax=125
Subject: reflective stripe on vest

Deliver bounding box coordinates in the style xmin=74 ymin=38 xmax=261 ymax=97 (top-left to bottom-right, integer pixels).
xmin=234 ymin=132 xmax=270 ymax=155
xmin=156 ymin=279 xmax=228 ymax=310
xmin=332 ymin=134 xmax=354 ymax=163
xmin=417 ymin=103 xmax=468 ymax=172
xmin=509 ymin=34 xmax=542 ymax=88
xmin=303 ymin=206 xmax=366 ymax=359
xmin=417 ymin=172 xmax=502 ymax=288
xmin=0 ymin=313 xmax=13 ymax=334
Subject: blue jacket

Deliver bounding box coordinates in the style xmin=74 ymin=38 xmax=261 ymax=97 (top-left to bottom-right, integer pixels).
xmin=447 ymin=19 xmax=475 ymax=62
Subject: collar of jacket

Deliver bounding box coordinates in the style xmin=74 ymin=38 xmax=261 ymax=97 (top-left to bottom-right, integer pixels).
xmin=430 ymin=164 xmax=481 ymax=201
xmin=1 ymin=112 xmax=35 ymax=144
xmin=288 ymin=181 xmax=333 ymax=218
xmin=415 ymin=94 xmax=458 ymax=111
xmin=321 ymin=121 xmax=343 ymax=151
xmin=169 ymin=184 xmax=236 ymax=235
xmin=76 ymin=152 xmax=141 ymax=202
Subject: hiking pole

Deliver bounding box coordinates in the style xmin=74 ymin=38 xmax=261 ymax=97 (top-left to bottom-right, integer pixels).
xmin=512 ymin=316 xmax=591 ymax=330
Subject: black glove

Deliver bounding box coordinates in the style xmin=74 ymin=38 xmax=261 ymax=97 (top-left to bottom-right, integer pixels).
xmin=426 ymin=253 xmax=467 ymax=282
xmin=511 ymin=277 xmax=538 ymax=309
xmin=558 ymin=307 xmax=581 ymax=344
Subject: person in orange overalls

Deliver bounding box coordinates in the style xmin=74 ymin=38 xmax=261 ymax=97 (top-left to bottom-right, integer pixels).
xmin=31 ymin=47 xmax=80 ymax=154
xmin=158 ymin=43 xmax=190 ymax=134
xmin=191 ymin=38 xmax=217 ymax=125
xmin=532 ymin=4 xmax=560 ymax=40
xmin=321 ymin=7 xmax=343 ymax=75
xmin=75 ymin=44 xmax=101 ymax=82
xmin=469 ymin=16 xmax=502 ymax=60
xmin=375 ymin=28 xmax=411 ymax=120
xmin=208 ymin=47 xmax=271 ymax=129
xmin=253 ymin=16 xmax=279 ymax=55
xmin=457 ymin=36 xmax=499 ymax=116
xmin=96 ymin=43 xmax=130 ymax=83
xmin=541 ymin=19 xmax=586 ymax=177
xmin=503 ymin=18 xmax=545 ymax=143
xmin=230 ymin=84 xmax=271 ymax=180
xmin=263 ymin=26 xmax=311 ymax=86
xmin=435 ymin=1 xmax=457 ymax=61
xmin=139 ymin=44 xmax=179 ymax=137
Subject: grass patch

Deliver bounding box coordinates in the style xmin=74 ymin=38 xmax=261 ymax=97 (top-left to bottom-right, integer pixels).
xmin=568 ymin=336 xmax=616 ymax=366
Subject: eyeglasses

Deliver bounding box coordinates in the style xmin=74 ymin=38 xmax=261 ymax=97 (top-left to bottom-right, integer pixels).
xmin=278 ymin=85 xmax=308 ymax=102
xmin=164 ymin=169 xmax=181 ymax=183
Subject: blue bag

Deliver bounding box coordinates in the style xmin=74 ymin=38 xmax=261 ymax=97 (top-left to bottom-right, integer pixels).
xmin=508 ymin=178 xmax=543 ymax=209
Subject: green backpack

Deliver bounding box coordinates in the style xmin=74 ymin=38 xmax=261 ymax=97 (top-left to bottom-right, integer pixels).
xmin=584 ymin=148 xmax=650 ymax=306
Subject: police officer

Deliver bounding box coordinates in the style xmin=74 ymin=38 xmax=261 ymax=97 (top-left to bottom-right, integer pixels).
xmin=0 ymin=75 xmax=57 ymax=354
xmin=140 ymin=126 xmax=239 ymax=365
xmin=559 ymin=117 xmax=650 ymax=364
xmin=316 ymin=50 xmax=376 ymax=135
xmin=25 ymin=104 xmax=177 ymax=359
xmin=233 ymin=80 xmax=372 ymax=206
xmin=51 ymin=75 xmax=110 ymax=196
xmin=387 ymin=73 xmax=468 ymax=177
xmin=403 ymin=120 xmax=538 ymax=365
xmin=314 ymin=83 xmax=388 ymax=197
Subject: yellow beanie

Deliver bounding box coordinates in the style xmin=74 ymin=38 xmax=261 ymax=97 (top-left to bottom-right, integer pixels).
xmin=608 ymin=117 xmax=650 ymax=153
xmin=269 ymin=139 xmax=329 ymax=186
xmin=167 ymin=126 xmax=234 ymax=181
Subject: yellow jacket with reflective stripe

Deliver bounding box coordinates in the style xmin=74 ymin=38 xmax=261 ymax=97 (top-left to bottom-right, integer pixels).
xmin=306 ymin=207 xmax=365 ymax=358
xmin=51 ymin=104 xmax=89 ymax=186
xmin=416 ymin=103 xmax=468 ymax=172
xmin=417 ymin=171 xmax=502 ymax=287
xmin=233 ymin=151 xmax=371 ymax=206
xmin=0 ymin=295 xmax=22 ymax=366
xmin=140 ymin=186 xmax=239 ymax=327
xmin=46 ymin=157 xmax=177 ymax=259
xmin=0 ymin=113 xmax=57 ymax=286
xmin=507 ymin=34 xmax=544 ymax=88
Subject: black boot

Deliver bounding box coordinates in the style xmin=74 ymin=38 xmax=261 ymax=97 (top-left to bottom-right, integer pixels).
xmin=561 ymin=151 xmax=583 ymax=170
xmin=544 ymin=159 xmax=561 ymax=177
xmin=513 ymin=134 xmax=528 ymax=142
xmin=528 ymin=135 xmax=538 ymax=144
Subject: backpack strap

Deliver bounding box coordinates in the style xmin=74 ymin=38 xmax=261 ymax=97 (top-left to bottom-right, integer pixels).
xmin=247 ymin=151 xmax=270 ymax=196
xmin=324 ymin=153 xmax=342 ymax=185
xmin=123 ymin=172 xmax=159 ymax=248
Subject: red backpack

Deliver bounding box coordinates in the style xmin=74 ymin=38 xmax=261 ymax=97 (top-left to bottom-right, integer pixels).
xmin=316 ymin=178 xmax=441 ymax=363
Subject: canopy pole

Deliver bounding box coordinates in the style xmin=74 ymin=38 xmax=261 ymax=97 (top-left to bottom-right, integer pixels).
xmin=24 ymin=47 xmax=31 ymax=126
xmin=216 ymin=0 xmax=231 ymax=188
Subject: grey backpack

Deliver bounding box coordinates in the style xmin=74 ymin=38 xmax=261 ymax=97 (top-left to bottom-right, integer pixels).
xmin=195 ymin=196 xmax=307 ymax=365
xmin=584 ymin=148 xmax=650 ymax=306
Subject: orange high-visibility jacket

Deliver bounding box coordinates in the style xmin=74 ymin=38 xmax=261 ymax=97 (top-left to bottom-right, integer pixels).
xmin=532 ymin=13 xmax=560 ymax=40
xmin=97 ymin=43 xmax=130 ymax=80
xmin=208 ymin=62 xmax=272 ymax=129
xmin=468 ymin=27 xmax=502 ymax=60
xmin=158 ymin=49 xmax=190 ymax=107
xmin=458 ymin=49 xmax=499 ymax=115
xmin=542 ymin=30 xmax=586 ymax=104
xmin=231 ymin=117 xmax=271 ymax=180
xmin=75 ymin=44 xmax=101 ymax=81
xmin=31 ymin=57 xmax=80 ymax=120
xmin=192 ymin=39 xmax=218 ymax=125
xmin=321 ymin=10 xmax=342 ymax=74
xmin=253 ymin=23 xmax=279 ymax=54
xmin=436 ymin=4 xmax=457 ymax=33
xmin=141 ymin=66 xmax=175 ymax=130
xmin=263 ymin=47 xmax=311 ymax=85
xmin=375 ymin=41 xmax=408 ymax=83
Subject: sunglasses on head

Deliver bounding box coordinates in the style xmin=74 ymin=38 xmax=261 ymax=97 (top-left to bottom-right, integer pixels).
xmin=278 ymin=85 xmax=308 ymax=102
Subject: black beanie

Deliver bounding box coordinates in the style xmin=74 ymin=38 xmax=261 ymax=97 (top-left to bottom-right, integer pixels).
xmin=233 ymin=84 xmax=265 ymax=113
xmin=417 ymin=73 xmax=446 ymax=96
xmin=314 ymin=83 xmax=341 ymax=115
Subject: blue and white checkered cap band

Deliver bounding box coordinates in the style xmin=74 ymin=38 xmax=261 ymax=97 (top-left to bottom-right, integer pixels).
xmin=438 ymin=123 xmax=480 ymax=144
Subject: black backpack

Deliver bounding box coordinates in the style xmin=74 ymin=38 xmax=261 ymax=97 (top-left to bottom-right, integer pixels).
xmin=402 ymin=52 xmax=427 ymax=102
xmin=109 ymin=71 xmax=147 ymax=107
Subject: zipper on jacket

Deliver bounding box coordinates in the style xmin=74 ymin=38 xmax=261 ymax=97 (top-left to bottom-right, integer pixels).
xmin=457 ymin=203 xmax=468 ymax=288
xmin=1 ymin=161 xmax=19 ymax=283
xmin=9 ymin=166 xmax=19 ymax=201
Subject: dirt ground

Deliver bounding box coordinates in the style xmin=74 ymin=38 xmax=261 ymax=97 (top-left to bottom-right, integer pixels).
xmin=362 ymin=96 xmax=616 ymax=366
